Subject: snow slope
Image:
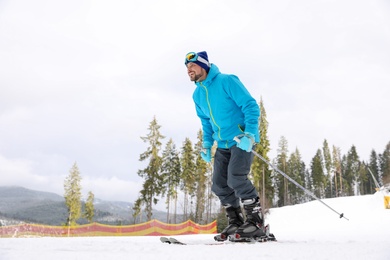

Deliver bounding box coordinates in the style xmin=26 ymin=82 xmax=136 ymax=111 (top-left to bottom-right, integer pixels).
xmin=1 ymin=191 xmax=389 ymax=260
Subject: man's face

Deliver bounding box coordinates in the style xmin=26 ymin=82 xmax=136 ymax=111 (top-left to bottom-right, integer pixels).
xmin=186 ymin=62 xmax=205 ymax=82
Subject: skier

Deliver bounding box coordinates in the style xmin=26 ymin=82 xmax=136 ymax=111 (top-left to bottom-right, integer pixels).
xmin=184 ymin=51 xmax=266 ymax=241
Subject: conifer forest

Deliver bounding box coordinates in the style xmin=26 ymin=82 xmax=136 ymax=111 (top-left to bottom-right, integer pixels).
xmin=132 ymin=99 xmax=390 ymax=225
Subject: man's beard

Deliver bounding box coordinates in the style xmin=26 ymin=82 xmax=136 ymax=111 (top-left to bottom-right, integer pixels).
xmin=191 ymin=71 xmax=204 ymax=82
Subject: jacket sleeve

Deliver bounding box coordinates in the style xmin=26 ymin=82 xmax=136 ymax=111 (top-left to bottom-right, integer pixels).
xmin=225 ymin=75 xmax=260 ymax=140
xmin=194 ymin=103 xmax=214 ymax=146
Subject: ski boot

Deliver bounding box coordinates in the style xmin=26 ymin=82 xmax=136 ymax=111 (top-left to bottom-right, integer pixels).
xmin=214 ymin=205 xmax=244 ymax=241
xmin=233 ymin=197 xmax=266 ymax=242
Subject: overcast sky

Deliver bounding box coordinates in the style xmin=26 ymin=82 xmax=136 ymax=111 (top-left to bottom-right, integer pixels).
xmin=1 ymin=0 xmax=389 ymax=209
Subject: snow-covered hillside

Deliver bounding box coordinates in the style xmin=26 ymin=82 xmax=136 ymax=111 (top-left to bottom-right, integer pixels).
xmin=1 ymin=190 xmax=389 ymax=260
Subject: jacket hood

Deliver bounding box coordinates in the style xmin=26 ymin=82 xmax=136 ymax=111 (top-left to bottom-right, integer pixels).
xmin=195 ymin=64 xmax=220 ymax=86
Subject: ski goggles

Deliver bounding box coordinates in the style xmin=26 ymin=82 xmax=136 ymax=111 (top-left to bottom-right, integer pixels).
xmin=184 ymin=52 xmax=210 ymax=67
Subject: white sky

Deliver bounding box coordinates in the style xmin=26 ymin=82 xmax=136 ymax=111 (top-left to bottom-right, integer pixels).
xmin=1 ymin=0 xmax=389 ymax=206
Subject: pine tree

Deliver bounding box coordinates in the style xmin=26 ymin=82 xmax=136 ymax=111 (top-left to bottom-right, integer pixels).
xmin=275 ymin=136 xmax=289 ymax=206
xmin=287 ymin=148 xmax=305 ymax=204
xmin=310 ymin=149 xmax=326 ymax=198
xmin=342 ymin=145 xmax=360 ymax=196
xmin=379 ymin=141 xmax=390 ymax=185
xmin=368 ymin=150 xmax=381 ymax=190
xmin=322 ymin=140 xmax=333 ymax=198
xmin=135 ymin=116 xmax=165 ymax=221
xmin=332 ymin=146 xmax=342 ymax=197
xmin=193 ymin=130 xmax=209 ymax=224
xmin=251 ymin=97 xmax=273 ymax=209
xmin=304 ymin=168 xmax=312 ymax=201
xmin=180 ymin=137 xmax=196 ymax=220
xmin=84 ymin=191 xmax=95 ymax=223
xmin=161 ymin=138 xmax=181 ymax=223
xmin=204 ymin=165 xmax=215 ymax=224
xmin=64 ymin=162 xmax=82 ymax=227
xmin=132 ymin=198 xmax=143 ymax=224
xmin=358 ymin=162 xmax=369 ymax=195
xmin=341 ymin=154 xmax=349 ymax=196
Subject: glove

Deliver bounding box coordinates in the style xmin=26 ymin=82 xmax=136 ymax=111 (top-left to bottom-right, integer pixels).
xmin=201 ymin=148 xmax=211 ymax=163
xmin=200 ymin=141 xmax=212 ymax=163
xmin=236 ymin=132 xmax=255 ymax=152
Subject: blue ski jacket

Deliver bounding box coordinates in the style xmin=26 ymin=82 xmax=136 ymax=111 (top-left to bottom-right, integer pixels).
xmin=192 ymin=64 xmax=260 ymax=149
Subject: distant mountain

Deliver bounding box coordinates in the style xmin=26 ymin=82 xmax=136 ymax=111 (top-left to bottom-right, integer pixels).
xmin=0 ymin=186 xmax=67 ymax=225
xmin=0 ymin=186 xmax=167 ymax=226
xmin=0 ymin=186 xmax=64 ymax=201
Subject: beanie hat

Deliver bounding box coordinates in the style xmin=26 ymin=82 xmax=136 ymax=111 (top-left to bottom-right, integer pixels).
xmin=185 ymin=51 xmax=210 ymax=72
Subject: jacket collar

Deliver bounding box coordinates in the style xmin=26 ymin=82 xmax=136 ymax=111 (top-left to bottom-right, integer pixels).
xmin=196 ymin=64 xmax=220 ymax=86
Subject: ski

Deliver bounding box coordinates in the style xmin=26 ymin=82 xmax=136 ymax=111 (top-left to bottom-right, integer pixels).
xmin=159 ymin=236 xmax=171 ymax=244
xmin=168 ymin=237 xmax=186 ymax=245
xmin=159 ymin=237 xmax=186 ymax=245
xmin=160 ymin=226 xmax=276 ymax=246
xmin=159 ymin=236 xmax=223 ymax=246
xmin=229 ymin=233 xmax=276 ymax=243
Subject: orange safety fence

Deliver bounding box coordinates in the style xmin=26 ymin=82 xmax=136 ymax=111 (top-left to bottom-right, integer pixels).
xmin=0 ymin=219 xmax=217 ymax=237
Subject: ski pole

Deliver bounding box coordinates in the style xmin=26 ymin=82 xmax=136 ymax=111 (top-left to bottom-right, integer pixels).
xmin=234 ymin=136 xmax=349 ymax=221
xmin=366 ymin=165 xmax=381 ymax=190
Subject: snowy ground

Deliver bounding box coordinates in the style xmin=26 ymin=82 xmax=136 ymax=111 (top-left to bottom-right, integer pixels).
xmin=1 ymin=191 xmax=389 ymax=260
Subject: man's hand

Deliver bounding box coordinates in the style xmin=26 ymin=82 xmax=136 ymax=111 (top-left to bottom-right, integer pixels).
xmin=200 ymin=141 xmax=212 ymax=163
xmin=236 ymin=132 xmax=255 ymax=152
xmin=201 ymin=148 xmax=211 ymax=162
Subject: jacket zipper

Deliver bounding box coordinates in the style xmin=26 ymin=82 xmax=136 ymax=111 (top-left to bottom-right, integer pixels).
xmin=200 ymin=82 xmax=222 ymax=141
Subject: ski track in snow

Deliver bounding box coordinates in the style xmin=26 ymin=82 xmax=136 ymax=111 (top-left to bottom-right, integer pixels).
xmin=0 ymin=192 xmax=389 ymax=260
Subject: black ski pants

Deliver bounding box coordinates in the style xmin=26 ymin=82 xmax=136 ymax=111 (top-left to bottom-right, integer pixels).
xmin=211 ymin=145 xmax=258 ymax=208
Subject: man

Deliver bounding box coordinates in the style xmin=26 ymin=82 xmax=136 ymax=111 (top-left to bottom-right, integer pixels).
xmin=185 ymin=51 xmax=265 ymax=241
